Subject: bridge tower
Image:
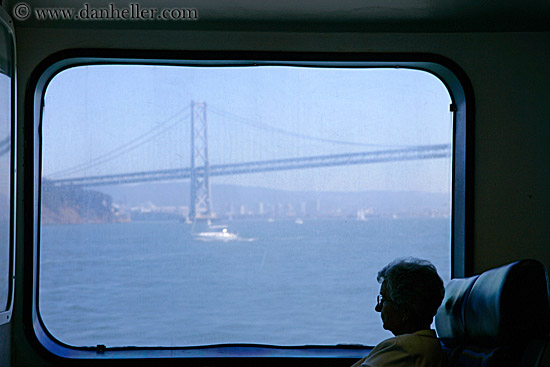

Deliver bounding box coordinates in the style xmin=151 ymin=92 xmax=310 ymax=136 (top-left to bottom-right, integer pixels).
xmin=189 ymin=101 xmax=213 ymax=221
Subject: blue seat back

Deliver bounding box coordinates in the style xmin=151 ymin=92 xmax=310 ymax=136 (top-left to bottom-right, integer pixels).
xmin=435 ymin=260 xmax=550 ymax=367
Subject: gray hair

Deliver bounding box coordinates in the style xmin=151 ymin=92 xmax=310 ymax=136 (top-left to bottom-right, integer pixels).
xmin=377 ymin=257 xmax=445 ymax=325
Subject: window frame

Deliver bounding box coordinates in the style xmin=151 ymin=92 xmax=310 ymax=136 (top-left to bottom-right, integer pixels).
xmin=0 ymin=7 xmax=16 ymax=327
xmin=24 ymin=50 xmax=474 ymax=362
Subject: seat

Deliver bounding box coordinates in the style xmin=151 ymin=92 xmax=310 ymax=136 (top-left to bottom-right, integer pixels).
xmin=435 ymin=259 xmax=550 ymax=367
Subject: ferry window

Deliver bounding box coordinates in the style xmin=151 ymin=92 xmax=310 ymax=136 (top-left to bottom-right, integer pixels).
xmin=39 ymin=64 xmax=454 ymax=348
xmin=0 ymin=19 xmax=13 ymax=313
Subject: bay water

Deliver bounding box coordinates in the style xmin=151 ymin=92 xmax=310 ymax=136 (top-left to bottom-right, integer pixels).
xmin=39 ymin=217 xmax=450 ymax=348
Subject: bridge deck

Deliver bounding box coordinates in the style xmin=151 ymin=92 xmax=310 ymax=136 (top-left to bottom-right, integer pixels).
xmin=45 ymin=144 xmax=451 ymax=188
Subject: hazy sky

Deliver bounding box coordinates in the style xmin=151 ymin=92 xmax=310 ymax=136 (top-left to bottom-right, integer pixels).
xmin=42 ymin=64 xmax=453 ymax=193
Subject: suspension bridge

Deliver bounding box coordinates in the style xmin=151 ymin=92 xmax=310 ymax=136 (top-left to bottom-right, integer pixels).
xmin=43 ymin=102 xmax=451 ymax=220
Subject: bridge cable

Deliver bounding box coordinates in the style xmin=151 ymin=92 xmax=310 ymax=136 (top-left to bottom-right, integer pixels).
xmin=208 ymin=105 xmax=415 ymax=149
xmin=48 ymin=106 xmax=190 ymax=178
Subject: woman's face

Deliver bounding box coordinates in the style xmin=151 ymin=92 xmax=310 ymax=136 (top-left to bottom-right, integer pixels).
xmin=376 ymin=281 xmax=406 ymax=336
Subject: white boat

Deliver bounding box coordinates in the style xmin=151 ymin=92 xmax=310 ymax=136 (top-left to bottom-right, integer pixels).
xmin=194 ymin=227 xmax=239 ymax=242
xmin=357 ymin=209 xmax=369 ymax=221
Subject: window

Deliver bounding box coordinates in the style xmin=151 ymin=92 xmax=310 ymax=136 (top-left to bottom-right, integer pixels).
xmin=34 ymin=56 xmax=469 ymax=358
xmin=0 ymin=13 xmax=14 ymax=318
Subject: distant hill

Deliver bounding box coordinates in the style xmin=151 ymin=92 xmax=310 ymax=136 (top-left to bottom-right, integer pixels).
xmin=41 ymin=184 xmax=122 ymax=224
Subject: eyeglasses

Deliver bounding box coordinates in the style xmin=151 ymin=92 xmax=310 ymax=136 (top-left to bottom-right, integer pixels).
xmin=377 ymin=294 xmax=393 ymax=307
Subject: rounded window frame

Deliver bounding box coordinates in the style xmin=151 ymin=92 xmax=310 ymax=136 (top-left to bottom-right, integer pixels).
xmin=24 ymin=50 xmax=474 ymax=362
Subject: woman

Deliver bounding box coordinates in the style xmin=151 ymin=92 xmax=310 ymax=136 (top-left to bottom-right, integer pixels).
xmin=352 ymin=258 xmax=445 ymax=367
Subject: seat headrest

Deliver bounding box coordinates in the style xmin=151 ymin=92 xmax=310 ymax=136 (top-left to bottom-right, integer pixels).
xmin=436 ymin=259 xmax=550 ymax=347
xmin=434 ymin=274 xmax=478 ymax=346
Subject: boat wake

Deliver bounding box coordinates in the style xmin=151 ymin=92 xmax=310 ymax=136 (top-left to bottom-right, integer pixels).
xmin=193 ymin=233 xmax=257 ymax=243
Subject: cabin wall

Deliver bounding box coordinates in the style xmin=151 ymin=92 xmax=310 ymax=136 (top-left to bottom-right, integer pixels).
xmin=11 ymin=27 xmax=550 ymax=365
xmin=0 ymin=322 xmax=11 ymax=365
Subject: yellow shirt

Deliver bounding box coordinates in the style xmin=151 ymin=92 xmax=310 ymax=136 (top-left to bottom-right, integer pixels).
xmin=351 ymin=329 xmax=445 ymax=367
